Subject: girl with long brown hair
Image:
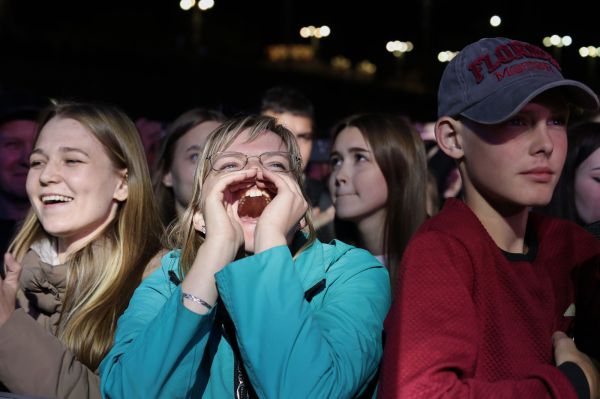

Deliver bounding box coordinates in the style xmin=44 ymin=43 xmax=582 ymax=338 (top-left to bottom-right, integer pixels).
xmin=329 ymin=113 xmax=428 ymax=287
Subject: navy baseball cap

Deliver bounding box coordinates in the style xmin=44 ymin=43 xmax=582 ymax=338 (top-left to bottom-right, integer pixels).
xmin=437 ymin=37 xmax=599 ymax=124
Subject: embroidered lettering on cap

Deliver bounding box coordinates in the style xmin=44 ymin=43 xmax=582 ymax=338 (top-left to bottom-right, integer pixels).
xmin=495 ymin=61 xmax=554 ymax=82
xmin=467 ymin=40 xmax=560 ymax=84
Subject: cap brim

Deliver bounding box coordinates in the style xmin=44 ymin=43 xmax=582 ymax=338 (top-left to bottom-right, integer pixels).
xmin=461 ymin=77 xmax=600 ymax=124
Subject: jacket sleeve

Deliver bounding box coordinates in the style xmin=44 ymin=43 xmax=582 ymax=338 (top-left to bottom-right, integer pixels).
xmin=99 ymin=264 xmax=214 ymax=399
xmin=215 ymin=244 xmax=390 ymax=399
xmin=378 ymin=231 xmax=579 ymax=399
xmin=0 ymin=309 xmax=101 ymax=399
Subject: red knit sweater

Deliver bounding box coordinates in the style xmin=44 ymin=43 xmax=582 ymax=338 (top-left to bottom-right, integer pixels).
xmin=379 ymin=199 xmax=600 ymax=398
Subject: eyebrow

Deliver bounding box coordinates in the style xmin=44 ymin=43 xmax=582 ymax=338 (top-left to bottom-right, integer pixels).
xmin=347 ymin=146 xmax=371 ymax=153
xmin=335 ymin=146 xmax=371 ymax=153
xmin=330 ymin=147 xmax=371 ymax=157
xmin=186 ymin=144 xmax=203 ymax=152
xmin=30 ymin=147 xmax=90 ymax=157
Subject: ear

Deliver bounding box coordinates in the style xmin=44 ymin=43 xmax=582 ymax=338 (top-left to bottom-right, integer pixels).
xmin=434 ymin=117 xmax=464 ymax=160
xmin=162 ymin=171 xmax=173 ymax=188
xmin=299 ymin=217 xmax=307 ymax=231
xmin=192 ymin=211 xmax=206 ymax=234
xmin=113 ymin=169 xmax=129 ymax=202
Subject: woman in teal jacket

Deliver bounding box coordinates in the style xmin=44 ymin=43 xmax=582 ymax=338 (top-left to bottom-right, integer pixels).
xmin=99 ymin=115 xmax=390 ymax=398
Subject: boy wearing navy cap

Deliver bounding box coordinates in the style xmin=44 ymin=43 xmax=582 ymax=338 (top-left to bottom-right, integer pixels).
xmin=379 ymin=37 xmax=600 ymax=399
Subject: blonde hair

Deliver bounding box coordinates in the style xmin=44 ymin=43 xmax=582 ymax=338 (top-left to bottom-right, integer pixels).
xmin=167 ymin=114 xmax=316 ymax=276
xmin=10 ymin=102 xmax=163 ymax=370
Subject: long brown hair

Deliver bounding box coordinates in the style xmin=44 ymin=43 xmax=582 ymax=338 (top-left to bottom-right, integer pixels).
xmin=167 ymin=114 xmax=317 ymax=276
xmin=10 ymin=102 xmax=163 ymax=369
xmin=153 ymin=108 xmax=225 ymax=228
xmin=331 ymin=113 xmax=428 ymax=286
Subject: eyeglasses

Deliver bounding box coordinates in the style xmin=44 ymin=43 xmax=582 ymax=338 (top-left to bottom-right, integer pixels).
xmin=208 ymin=151 xmax=300 ymax=173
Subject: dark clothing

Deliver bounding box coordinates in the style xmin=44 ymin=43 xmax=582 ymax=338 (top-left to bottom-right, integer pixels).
xmin=584 ymin=220 xmax=600 ymax=241
xmin=305 ymin=177 xmax=332 ymax=211
xmin=426 ymin=143 xmax=457 ymax=198
xmin=305 ymin=177 xmax=335 ymax=243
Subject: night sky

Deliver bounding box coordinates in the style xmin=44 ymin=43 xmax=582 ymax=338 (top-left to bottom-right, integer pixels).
xmin=1 ymin=0 xmax=598 ymax=133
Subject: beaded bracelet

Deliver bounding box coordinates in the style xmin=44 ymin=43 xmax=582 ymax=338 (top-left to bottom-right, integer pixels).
xmin=182 ymin=292 xmax=214 ymax=310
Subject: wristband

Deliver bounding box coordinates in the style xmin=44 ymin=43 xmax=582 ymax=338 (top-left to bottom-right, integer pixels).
xmin=182 ymin=292 xmax=214 ymax=310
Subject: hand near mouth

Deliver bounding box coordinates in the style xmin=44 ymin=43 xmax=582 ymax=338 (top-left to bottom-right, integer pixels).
xmin=182 ymin=169 xmax=260 ymax=315
xmin=196 ymin=168 xmax=260 ymax=263
xmin=253 ymin=168 xmax=308 ymax=254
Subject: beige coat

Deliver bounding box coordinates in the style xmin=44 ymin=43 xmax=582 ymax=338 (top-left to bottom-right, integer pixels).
xmin=0 ymin=246 xmax=163 ymax=399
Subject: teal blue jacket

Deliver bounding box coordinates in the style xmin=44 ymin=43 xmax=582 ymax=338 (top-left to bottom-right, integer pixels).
xmin=99 ymin=239 xmax=390 ymax=398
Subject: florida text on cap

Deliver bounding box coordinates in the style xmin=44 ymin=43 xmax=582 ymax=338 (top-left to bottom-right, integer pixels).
xmin=437 ymin=37 xmax=600 ymax=124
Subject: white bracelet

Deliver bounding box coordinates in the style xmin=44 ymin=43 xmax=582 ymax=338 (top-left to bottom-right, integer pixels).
xmin=182 ymin=292 xmax=214 ymax=310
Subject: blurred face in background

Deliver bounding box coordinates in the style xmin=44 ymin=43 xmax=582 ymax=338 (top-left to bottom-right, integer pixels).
xmin=0 ymin=119 xmax=38 ymax=202
xmin=263 ymin=110 xmax=313 ymax=171
xmin=162 ymin=120 xmax=221 ymax=217
xmin=574 ymin=147 xmax=600 ymax=224
xmin=136 ymin=117 xmax=164 ymax=168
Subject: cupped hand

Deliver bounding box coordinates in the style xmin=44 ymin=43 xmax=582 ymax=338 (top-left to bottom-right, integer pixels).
xmin=254 ymin=168 xmax=308 ymax=253
xmin=197 ymin=168 xmax=260 ymax=257
xmin=0 ymin=253 xmax=22 ymax=326
xmin=182 ymin=170 xmax=261 ymax=314
xmin=553 ymin=331 xmax=600 ymax=399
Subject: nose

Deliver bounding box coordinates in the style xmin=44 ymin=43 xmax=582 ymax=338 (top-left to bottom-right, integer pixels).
xmin=332 ymin=163 xmax=348 ymax=188
xmin=245 ymin=155 xmax=262 ymax=169
xmin=530 ymin=123 xmax=556 ymax=157
xmin=38 ymin=160 xmax=62 ymax=185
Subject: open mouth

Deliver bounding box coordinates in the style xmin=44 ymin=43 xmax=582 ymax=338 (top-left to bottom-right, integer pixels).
xmin=41 ymin=194 xmax=74 ymax=204
xmin=237 ymin=187 xmax=274 ymax=218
